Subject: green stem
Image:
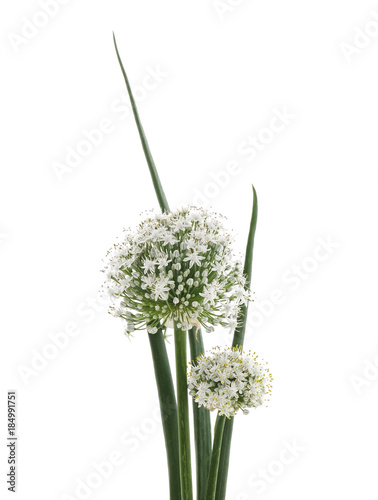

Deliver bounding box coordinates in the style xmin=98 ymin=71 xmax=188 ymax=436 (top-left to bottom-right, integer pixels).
xmin=215 ymin=186 xmax=258 ymax=500
xmin=205 ymin=414 xmax=226 ymax=500
xmin=189 ymin=327 xmax=212 ymax=500
xmin=174 ymin=323 xmax=193 ymax=500
xmin=214 ymin=418 xmax=234 ymax=500
xmin=148 ymin=329 xmax=181 ymax=499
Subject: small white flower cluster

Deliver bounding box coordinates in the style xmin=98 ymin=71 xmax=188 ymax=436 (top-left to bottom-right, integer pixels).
xmin=188 ymin=346 xmax=273 ymax=418
xmin=102 ymin=207 xmax=252 ymax=336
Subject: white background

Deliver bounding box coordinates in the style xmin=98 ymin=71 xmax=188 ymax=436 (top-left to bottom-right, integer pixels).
xmin=1 ymin=1 xmax=378 ymax=499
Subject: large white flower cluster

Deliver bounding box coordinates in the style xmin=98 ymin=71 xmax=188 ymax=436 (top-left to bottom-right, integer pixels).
xmin=102 ymin=207 xmax=251 ymax=335
xmin=188 ymin=346 xmax=273 ymax=418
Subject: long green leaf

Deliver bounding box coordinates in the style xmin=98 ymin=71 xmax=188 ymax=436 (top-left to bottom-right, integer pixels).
xmin=113 ymin=34 xmax=179 ymax=499
xmin=215 ymin=185 xmax=258 ymax=500
xmin=113 ymin=33 xmax=170 ymax=213
xmin=232 ymin=184 xmax=258 ymax=347
xmin=149 ymin=330 xmax=181 ymax=499
xmin=189 ymin=327 xmax=212 ymax=500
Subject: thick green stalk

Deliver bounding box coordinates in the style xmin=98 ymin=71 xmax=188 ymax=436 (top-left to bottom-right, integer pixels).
xmin=113 ymin=33 xmax=169 ymax=213
xmin=148 ymin=329 xmax=181 ymax=499
xmin=189 ymin=327 xmax=212 ymax=500
xmin=205 ymin=414 xmax=226 ymax=500
xmin=174 ymin=323 xmax=193 ymax=500
xmin=215 ymin=186 xmax=258 ymax=500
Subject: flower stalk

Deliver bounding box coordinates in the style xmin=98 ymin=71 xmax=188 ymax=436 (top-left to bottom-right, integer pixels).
xmin=205 ymin=414 xmax=226 ymax=500
xmin=189 ymin=327 xmax=212 ymax=500
xmin=174 ymin=323 xmax=193 ymax=500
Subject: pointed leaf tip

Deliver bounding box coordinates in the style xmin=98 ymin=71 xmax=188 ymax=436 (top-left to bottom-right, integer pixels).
xmin=112 ymin=35 xmax=170 ymax=213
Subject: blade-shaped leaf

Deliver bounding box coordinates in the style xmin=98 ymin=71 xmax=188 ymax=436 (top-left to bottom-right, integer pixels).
xmin=113 ymin=34 xmax=178 ymax=499
xmin=232 ymin=184 xmax=258 ymax=348
xmin=113 ymin=33 xmax=170 ymax=213
xmin=215 ymin=185 xmax=258 ymax=500
xmin=149 ymin=330 xmax=181 ymax=499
